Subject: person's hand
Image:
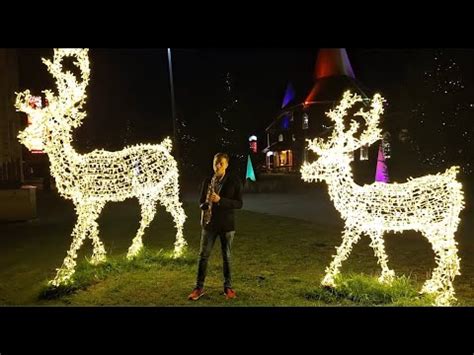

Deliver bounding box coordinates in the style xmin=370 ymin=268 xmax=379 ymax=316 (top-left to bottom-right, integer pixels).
xmin=210 ymin=192 xmax=221 ymax=203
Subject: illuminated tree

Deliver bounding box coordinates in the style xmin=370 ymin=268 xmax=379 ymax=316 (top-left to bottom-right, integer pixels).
xmin=215 ymin=72 xmax=247 ymax=175
xmin=177 ymin=115 xmax=197 ymax=171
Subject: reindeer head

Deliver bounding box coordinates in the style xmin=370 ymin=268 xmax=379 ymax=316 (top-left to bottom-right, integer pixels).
xmin=16 ymin=48 xmax=90 ymax=151
xmin=301 ymin=91 xmax=385 ymax=183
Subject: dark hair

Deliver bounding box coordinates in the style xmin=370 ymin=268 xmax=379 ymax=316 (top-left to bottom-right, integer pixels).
xmin=214 ymin=152 xmax=229 ymax=162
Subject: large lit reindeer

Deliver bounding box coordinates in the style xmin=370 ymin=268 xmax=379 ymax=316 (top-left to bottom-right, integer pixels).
xmin=15 ymin=49 xmax=187 ymax=287
xmin=301 ymin=91 xmax=464 ymax=306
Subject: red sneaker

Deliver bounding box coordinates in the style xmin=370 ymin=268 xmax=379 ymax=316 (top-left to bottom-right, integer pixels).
xmin=188 ymin=288 xmax=205 ymax=301
xmin=224 ymin=288 xmax=236 ymax=299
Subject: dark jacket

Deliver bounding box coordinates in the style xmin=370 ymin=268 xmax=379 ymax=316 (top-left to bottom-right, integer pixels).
xmin=199 ymin=174 xmax=243 ymax=232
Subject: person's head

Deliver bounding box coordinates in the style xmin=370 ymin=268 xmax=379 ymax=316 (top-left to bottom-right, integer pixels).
xmin=213 ymin=153 xmax=229 ymax=176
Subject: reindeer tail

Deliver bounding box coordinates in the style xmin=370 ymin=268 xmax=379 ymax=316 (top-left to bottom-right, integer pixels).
xmin=162 ymin=137 xmax=173 ymax=153
xmin=446 ymin=166 xmax=460 ymax=178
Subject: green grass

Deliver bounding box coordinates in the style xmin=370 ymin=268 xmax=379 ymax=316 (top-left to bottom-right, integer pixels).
xmin=39 ymin=254 xmax=435 ymax=306
xmin=38 ymin=248 xmax=198 ymax=300
xmin=303 ymin=273 xmax=435 ymax=306
xmin=1 ymin=191 xmax=473 ymax=306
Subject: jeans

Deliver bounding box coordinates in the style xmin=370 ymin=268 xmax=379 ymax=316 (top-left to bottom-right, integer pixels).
xmin=196 ymin=229 xmax=235 ymax=289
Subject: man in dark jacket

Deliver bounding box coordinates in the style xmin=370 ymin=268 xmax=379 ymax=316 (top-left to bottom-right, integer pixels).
xmin=188 ymin=153 xmax=243 ymax=300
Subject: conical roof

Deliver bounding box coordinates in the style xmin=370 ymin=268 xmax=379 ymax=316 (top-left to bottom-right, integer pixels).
xmin=314 ymin=48 xmax=355 ymax=80
xmin=305 ymin=48 xmax=368 ymax=104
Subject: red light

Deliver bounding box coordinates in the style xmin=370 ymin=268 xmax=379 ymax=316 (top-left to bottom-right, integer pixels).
xmin=249 ymin=141 xmax=257 ymax=153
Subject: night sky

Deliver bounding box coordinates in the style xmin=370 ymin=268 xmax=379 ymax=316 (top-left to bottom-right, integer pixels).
xmin=18 ymin=48 xmax=317 ymax=143
xmin=16 ymin=48 xmax=474 ymax=179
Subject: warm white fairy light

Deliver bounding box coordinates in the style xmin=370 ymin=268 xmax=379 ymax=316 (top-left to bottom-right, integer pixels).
xmin=301 ymin=91 xmax=464 ymax=306
xmin=15 ymin=48 xmax=187 ymax=287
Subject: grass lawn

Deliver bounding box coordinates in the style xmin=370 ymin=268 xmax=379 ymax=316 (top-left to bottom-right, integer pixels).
xmin=0 ymin=191 xmax=473 ymax=306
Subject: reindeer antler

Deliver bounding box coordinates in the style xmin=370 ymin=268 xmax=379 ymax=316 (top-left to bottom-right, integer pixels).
xmin=354 ymin=93 xmax=384 ymax=149
xmin=306 ymin=91 xmax=385 ymax=156
xmin=42 ymin=49 xmax=90 ymax=97
xmin=41 ymin=48 xmax=91 ymax=128
xmin=15 ymin=49 xmax=91 ymax=130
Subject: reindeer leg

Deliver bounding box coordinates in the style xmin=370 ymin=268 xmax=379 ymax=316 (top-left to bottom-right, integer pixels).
xmin=127 ymin=196 xmax=158 ymax=259
xmin=168 ymin=198 xmax=187 ymax=258
xmin=421 ymin=228 xmax=460 ymax=306
xmin=86 ymin=201 xmax=107 ymax=265
xmin=50 ymin=201 xmax=95 ymax=286
xmin=367 ymin=230 xmax=395 ymax=284
xmin=159 ymin=178 xmax=187 ymax=258
xmin=322 ymin=225 xmax=362 ymax=287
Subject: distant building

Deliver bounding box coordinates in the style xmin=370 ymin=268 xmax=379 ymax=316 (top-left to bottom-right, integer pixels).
xmin=263 ymin=49 xmax=371 ymax=173
xmin=0 ymin=49 xmax=22 ymax=187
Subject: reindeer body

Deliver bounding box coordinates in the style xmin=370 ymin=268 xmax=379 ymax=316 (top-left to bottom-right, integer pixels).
xmin=327 ymin=163 xmax=463 ymax=233
xmin=16 ymin=49 xmax=187 ymax=286
xmin=301 ymin=91 xmax=464 ymax=306
xmin=49 ymin=143 xmax=177 ymax=202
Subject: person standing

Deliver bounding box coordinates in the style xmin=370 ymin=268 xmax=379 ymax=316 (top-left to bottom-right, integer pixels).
xmin=188 ymin=153 xmax=243 ymax=300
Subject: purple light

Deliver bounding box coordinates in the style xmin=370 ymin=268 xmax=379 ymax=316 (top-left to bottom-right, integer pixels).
xmin=281 ymin=82 xmax=295 ymax=109
xmin=281 ymin=115 xmax=290 ymax=130
xmin=375 ymin=143 xmax=390 ymax=183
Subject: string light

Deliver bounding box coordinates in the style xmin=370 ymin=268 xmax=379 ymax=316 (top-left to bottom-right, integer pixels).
xmin=15 ymin=48 xmax=187 ymax=286
xmin=301 ymin=91 xmax=464 ymax=306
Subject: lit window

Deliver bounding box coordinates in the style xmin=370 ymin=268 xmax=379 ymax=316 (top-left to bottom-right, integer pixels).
xmin=360 ymin=145 xmax=369 ymax=160
xmin=280 ymin=151 xmax=287 ymax=165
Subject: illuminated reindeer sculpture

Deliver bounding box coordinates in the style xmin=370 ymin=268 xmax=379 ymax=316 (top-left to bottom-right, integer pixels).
xmin=301 ymin=91 xmax=464 ymax=306
xmin=15 ymin=49 xmax=187 ymax=286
